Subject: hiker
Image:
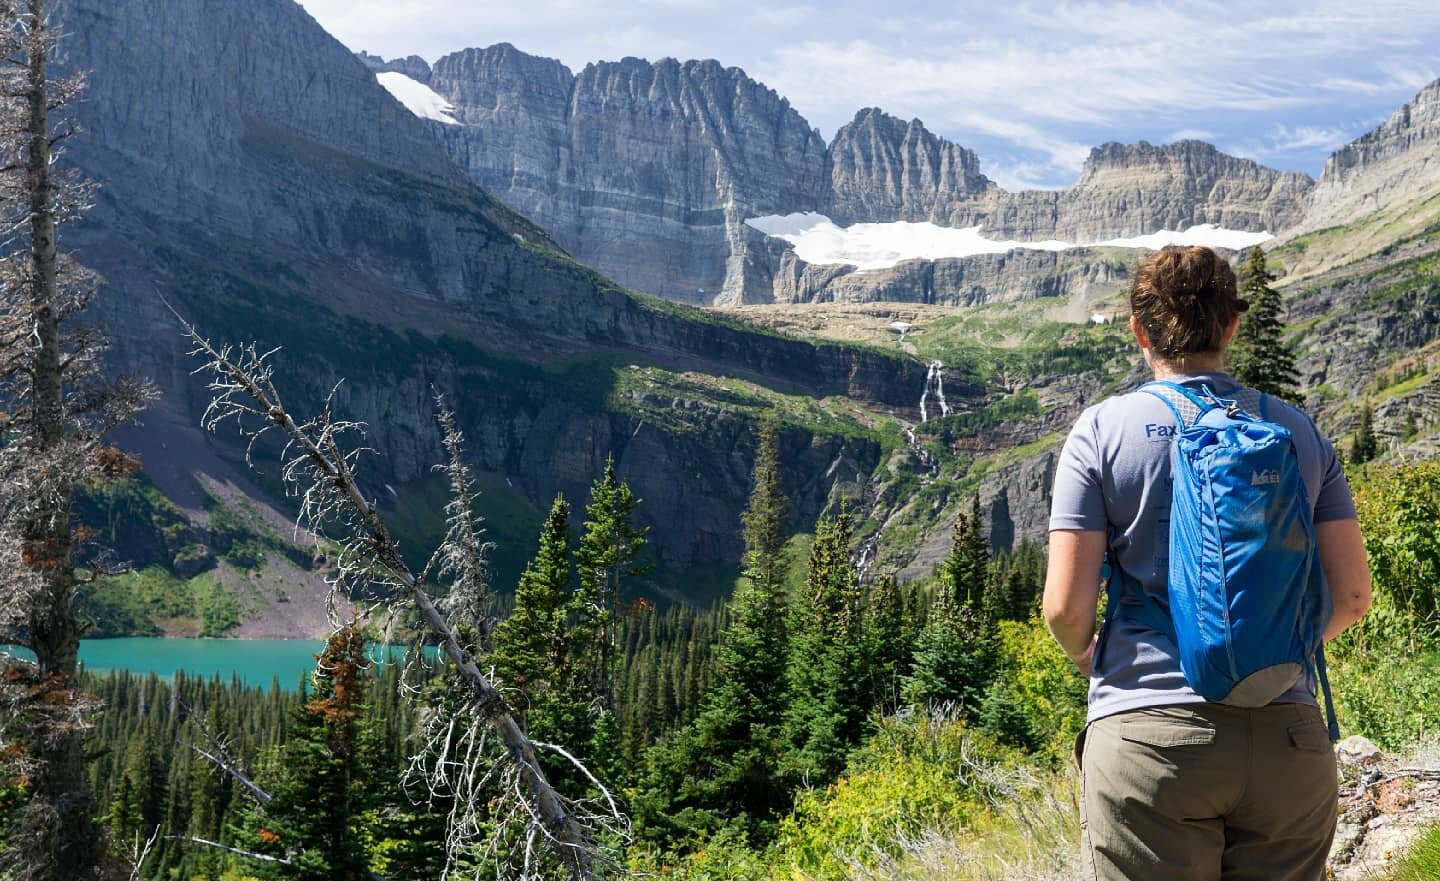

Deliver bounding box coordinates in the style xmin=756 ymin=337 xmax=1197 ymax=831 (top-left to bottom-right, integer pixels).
xmin=1042 ymin=245 xmax=1373 ymax=881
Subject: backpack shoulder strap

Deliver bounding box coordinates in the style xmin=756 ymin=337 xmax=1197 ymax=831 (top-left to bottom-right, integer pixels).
xmin=1139 ymin=380 xmax=1215 ymax=430
xmin=1226 ymin=386 xmax=1267 ymax=421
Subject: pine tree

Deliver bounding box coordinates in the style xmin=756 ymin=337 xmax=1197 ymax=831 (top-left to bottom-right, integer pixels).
xmin=492 ymin=493 xmax=602 ymax=791
xmin=107 ymin=772 xmax=143 ymax=853
xmin=782 ymin=507 xmax=868 ymax=782
xmin=908 ymin=496 xmax=997 ymax=718
xmin=574 ymin=456 xmax=649 ymax=713
xmin=635 ymin=416 xmax=794 ymax=844
xmin=988 ymin=543 xmax=1045 ymax=623
xmin=1228 ymin=247 xmax=1302 ymax=403
xmin=863 ymin=574 xmax=910 ymax=714
xmin=943 ymin=494 xmax=988 ymax=612
xmin=242 ymin=625 xmax=378 ymax=881
xmin=494 ymin=495 xmax=575 ymax=708
xmin=903 ymin=603 xmax=991 ymax=716
xmin=1352 ymin=400 xmax=1380 ymax=464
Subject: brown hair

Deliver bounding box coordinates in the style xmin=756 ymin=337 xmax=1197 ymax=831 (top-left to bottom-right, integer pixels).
xmin=1129 ymin=245 xmax=1247 ymax=361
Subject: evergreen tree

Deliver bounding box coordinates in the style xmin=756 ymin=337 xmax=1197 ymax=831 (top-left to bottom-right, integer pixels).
xmin=782 ymin=507 xmax=868 ymax=782
xmin=635 ymin=416 xmax=793 ymax=844
xmin=1228 ymin=247 xmax=1301 ymax=403
xmin=241 ymin=625 xmax=378 ymax=881
xmin=1352 ymin=400 xmax=1380 ymax=464
xmin=494 ymin=495 xmax=574 ymax=708
xmin=907 ymin=497 xmax=997 ymax=718
xmin=943 ymin=494 xmax=989 ymax=612
xmin=863 ymin=574 xmax=910 ymax=714
xmin=903 ymin=603 xmax=992 ymax=716
xmin=574 ymin=456 xmax=649 ymax=712
xmin=987 ymin=543 xmax=1045 ymax=623
xmin=107 ymin=772 xmax=143 ymax=853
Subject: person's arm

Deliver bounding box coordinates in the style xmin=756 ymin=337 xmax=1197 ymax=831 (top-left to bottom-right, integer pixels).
xmin=1316 ymin=518 xmax=1372 ymax=642
xmin=1043 ymin=529 xmax=1107 ymax=675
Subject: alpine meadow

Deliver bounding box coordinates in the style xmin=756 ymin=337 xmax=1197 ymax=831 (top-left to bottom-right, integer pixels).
xmin=2 ymin=1 xmax=1440 ymax=880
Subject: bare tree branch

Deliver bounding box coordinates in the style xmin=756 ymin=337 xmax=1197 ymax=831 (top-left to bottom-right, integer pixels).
xmin=165 ymin=835 xmax=292 ymax=866
xmin=176 ymin=312 xmax=619 ymax=880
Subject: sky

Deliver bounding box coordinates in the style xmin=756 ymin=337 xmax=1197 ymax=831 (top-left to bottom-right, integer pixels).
xmin=297 ymin=0 xmax=1440 ymax=191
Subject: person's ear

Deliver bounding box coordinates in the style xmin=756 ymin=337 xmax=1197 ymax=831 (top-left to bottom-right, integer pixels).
xmin=1129 ymin=314 xmax=1151 ymax=349
xmin=1221 ymin=314 xmax=1241 ymax=346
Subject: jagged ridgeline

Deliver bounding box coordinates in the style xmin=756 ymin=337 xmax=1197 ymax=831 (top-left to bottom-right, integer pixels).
xmin=361 ymin=46 xmax=1308 ymax=306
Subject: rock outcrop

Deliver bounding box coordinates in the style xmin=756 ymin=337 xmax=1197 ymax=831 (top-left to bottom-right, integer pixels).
xmin=1050 ymin=140 xmax=1313 ymax=240
xmin=1330 ymin=736 xmax=1440 ymax=881
xmin=828 ymin=133 xmax=1311 ymax=241
xmin=357 ymin=49 xmax=433 ymax=82
xmin=760 ymin=240 xmax=1129 ymax=306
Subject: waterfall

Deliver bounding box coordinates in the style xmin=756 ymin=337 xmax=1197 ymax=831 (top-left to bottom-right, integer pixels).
xmin=919 ymin=360 xmax=949 ymax=423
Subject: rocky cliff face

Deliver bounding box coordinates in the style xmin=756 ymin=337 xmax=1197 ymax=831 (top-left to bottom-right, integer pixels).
xmin=826 ymin=108 xmax=995 ymax=225
xmin=1296 ymin=78 xmax=1440 ymax=235
xmin=760 ymin=240 xmax=1128 ymax=306
xmin=423 ymin=45 xmax=829 ymax=304
xmin=50 ymin=0 xmax=922 ymax=584
xmin=1051 ymin=140 xmax=1313 ymax=239
xmin=379 ymin=45 xmax=1310 ymax=306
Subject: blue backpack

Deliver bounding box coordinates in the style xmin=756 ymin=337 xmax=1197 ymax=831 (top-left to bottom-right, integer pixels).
xmin=1105 ymin=380 xmax=1339 ymax=740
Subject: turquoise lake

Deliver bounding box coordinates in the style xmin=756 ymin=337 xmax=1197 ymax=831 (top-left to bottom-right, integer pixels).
xmin=2 ymin=638 xmax=420 ymax=688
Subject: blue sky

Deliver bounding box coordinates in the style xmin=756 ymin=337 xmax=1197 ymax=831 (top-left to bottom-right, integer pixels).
xmin=298 ymin=0 xmax=1440 ymax=190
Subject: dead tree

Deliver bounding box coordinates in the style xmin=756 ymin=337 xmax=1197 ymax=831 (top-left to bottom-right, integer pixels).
xmin=180 ymin=329 xmax=623 ymax=880
xmin=0 ymin=2 xmax=151 ymax=878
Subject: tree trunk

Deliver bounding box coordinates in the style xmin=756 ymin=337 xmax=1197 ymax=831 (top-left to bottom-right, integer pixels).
xmin=11 ymin=0 xmax=101 ymax=875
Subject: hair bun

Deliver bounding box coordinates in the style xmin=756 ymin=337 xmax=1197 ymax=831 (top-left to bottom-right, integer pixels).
xmin=1128 ymin=244 xmax=1243 ymax=360
xmin=1153 ymin=246 xmax=1216 ymax=299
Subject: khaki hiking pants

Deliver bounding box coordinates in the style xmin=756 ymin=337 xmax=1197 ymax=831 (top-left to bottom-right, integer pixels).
xmin=1076 ymin=702 xmax=1338 ymax=881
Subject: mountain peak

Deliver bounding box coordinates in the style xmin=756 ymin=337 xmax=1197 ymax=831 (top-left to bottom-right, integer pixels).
xmin=1320 ymin=76 xmax=1440 ymax=185
xmin=1297 ymin=76 xmax=1440 ymax=238
xmin=828 ymin=108 xmax=991 ymax=225
xmin=356 ymin=50 xmax=432 ymax=83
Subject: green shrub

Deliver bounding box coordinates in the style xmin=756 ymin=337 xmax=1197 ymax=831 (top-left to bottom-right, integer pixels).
xmin=1329 ymin=645 xmax=1440 ymax=751
xmin=1350 ymin=460 xmax=1440 ymax=641
xmin=198 ymin=576 xmax=242 ymax=637
xmin=979 ymin=618 xmax=1088 ymax=762
xmin=767 ymin=715 xmax=1013 ymax=881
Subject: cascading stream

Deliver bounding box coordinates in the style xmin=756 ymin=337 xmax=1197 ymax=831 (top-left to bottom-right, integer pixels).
xmin=918 ymin=360 xmax=949 ymax=423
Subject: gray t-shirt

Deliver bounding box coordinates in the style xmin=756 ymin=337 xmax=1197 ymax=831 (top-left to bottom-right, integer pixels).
xmin=1049 ymin=371 xmax=1357 ymax=723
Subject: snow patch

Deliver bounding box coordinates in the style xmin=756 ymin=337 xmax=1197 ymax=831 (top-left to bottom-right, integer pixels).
xmin=1092 ymin=224 xmax=1273 ymax=251
xmin=376 ymin=71 xmax=460 ymax=125
xmin=746 ymin=213 xmax=1067 ymax=271
xmin=744 ymin=213 xmax=1274 ymax=272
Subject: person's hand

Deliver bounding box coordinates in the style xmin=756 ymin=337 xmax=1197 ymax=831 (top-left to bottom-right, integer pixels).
xmin=1069 ymin=634 xmax=1097 ymax=677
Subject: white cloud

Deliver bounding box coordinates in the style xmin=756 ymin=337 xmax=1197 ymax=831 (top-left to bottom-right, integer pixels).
xmin=744 ymin=5 xmax=815 ymax=28
xmin=1268 ymin=125 xmax=1354 ymax=153
xmin=1228 ymin=122 xmax=1369 ymax=165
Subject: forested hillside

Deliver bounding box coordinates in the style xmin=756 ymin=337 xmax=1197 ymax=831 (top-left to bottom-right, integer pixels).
xmin=67 ymin=453 xmax=1440 ymax=881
